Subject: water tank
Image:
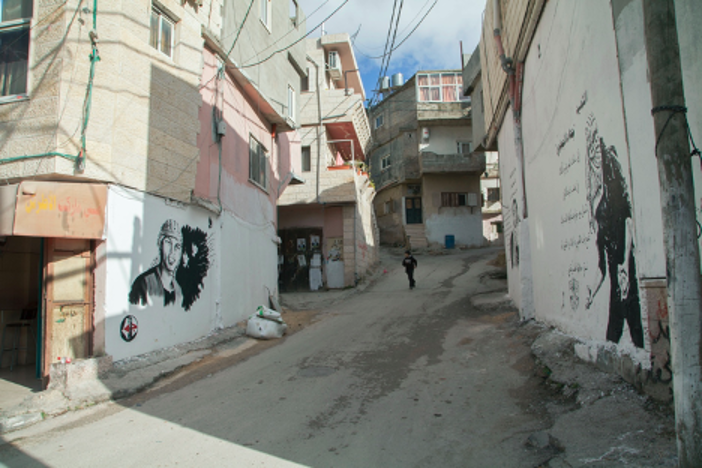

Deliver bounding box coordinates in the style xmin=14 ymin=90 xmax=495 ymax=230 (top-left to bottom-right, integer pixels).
xmin=391 ymin=73 xmax=404 ymax=88
xmin=380 ymin=76 xmax=390 ymax=90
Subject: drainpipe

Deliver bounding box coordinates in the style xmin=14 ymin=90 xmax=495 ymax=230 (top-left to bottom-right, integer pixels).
xmin=352 ymin=141 xmax=358 ymax=285
xmin=493 ymin=0 xmax=527 ymax=219
xmin=307 ymin=55 xmax=323 ymax=203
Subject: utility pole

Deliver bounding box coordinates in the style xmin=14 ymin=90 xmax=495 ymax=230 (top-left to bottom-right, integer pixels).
xmin=642 ymin=1 xmax=702 ymax=465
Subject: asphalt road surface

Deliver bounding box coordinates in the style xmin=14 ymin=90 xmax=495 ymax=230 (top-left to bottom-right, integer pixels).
xmin=0 ymin=248 xmax=673 ymax=467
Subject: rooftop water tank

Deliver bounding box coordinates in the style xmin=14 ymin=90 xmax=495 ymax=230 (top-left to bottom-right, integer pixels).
xmin=380 ymin=76 xmax=390 ymax=90
xmin=391 ymin=73 xmax=404 ymax=88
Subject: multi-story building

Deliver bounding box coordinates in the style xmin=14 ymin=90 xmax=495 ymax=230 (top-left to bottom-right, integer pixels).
xmin=463 ymin=48 xmax=502 ymax=245
xmin=277 ymin=33 xmax=377 ymax=291
xmin=0 ymin=0 xmax=306 ymax=385
xmin=368 ymin=71 xmax=485 ymax=250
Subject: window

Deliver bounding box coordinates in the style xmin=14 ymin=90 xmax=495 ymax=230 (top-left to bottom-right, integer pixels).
xmin=381 ymin=155 xmax=391 ymax=170
xmin=457 ymin=141 xmax=472 ymax=154
xmin=417 ymin=72 xmax=470 ymax=103
xmin=487 ymin=187 xmax=500 ymax=203
xmin=441 ymin=192 xmax=468 ymax=207
xmin=383 ymin=200 xmax=393 ymax=215
xmin=260 ymin=0 xmax=271 ymax=30
xmin=249 ymin=135 xmax=268 ymax=189
xmin=301 ymin=68 xmax=309 ymax=92
xmin=150 ymin=7 xmax=175 ymax=58
xmin=301 ymin=146 xmax=311 ymax=172
xmin=1 ymin=0 xmax=33 ymax=100
xmin=287 ymin=85 xmax=295 ymax=121
xmin=374 ymin=114 xmax=384 ymax=129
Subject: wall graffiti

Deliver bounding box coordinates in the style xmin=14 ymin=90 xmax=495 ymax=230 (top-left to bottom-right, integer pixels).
xmin=129 ymin=219 xmax=211 ymax=311
xmin=509 ymin=198 xmax=520 ymax=269
xmin=582 ymin=114 xmax=644 ymax=348
xmin=120 ymin=315 xmax=138 ymax=342
xmin=648 ymin=298 xmax=672 ymax=384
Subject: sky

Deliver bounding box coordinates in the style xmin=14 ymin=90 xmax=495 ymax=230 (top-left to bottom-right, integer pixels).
xmin=296 ymin=0 xmax=487 ymax=104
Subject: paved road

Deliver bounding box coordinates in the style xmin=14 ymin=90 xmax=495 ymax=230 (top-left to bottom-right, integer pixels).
xmin=0 ymin=248 xmax=631 ymax=467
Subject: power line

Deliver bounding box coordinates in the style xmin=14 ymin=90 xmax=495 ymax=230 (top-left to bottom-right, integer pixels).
xmin=372 ymin=0 xmax=399 ymax=107
xmin=360 ymin=0 xmax=438 ymax=62
xmin=235 ymin=0 xmax=349 ymax=70
xmin=380 ymin=0 xmax=405 ymax=86
xmin=224 ymin=0 xmax=255 ymax=59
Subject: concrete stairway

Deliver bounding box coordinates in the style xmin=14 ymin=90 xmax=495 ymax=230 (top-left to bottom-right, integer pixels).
xmin=405 ymin=224 xmax=428 ymax=250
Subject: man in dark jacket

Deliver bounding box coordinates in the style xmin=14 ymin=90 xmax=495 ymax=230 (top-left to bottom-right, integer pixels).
xmin=402 ymin=250 xmax=418 ymax=289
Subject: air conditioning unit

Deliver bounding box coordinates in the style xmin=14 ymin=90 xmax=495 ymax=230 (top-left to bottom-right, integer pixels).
xmin=328 ymin=50 xmax=342 ymax=80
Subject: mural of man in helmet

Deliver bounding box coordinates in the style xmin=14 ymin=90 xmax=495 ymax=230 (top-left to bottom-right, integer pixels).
xmin=129 ymin=219 xmax=183 ymax=307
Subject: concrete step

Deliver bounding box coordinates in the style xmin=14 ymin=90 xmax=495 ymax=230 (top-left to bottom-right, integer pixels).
xmin=405 ymin=224 xmax=428 ymax=249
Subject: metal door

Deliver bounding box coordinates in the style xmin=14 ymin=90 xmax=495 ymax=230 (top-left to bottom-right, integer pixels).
xmin=406 ymin=197 xmax=423 ymax=224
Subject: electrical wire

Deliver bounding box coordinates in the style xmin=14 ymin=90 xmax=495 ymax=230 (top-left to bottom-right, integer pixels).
xmin=235 ymin=0 xmax=349 ymax=70
xmin=224 ymin=0 xmax=255 ymax=59
xmin=371 ymin=0 xmax=399 ymax=107
xmin=198 ymin=0 xmax=344 ymax=91
xmin=362 ymin=0 xmax=438 ymax=62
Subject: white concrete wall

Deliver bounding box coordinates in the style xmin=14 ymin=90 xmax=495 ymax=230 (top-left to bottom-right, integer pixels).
xmin=498 ymin=108 xmax=525 ymax=312
xmin=676 ymin=0 xmax=702 ymax=272
xmin=104 ymin=185 xmax=277 ymax=361
xmin=513 ymin=0 xmax=657 ymax=359
xmin=420 ymin=126 xmax=471 ymax=154
xmin=105 ymin=186 xmax=215 ymax=361
xmin=219 ymin=212 xmax=278 ymax=329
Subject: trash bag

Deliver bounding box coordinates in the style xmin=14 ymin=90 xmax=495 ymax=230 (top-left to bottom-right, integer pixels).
xmin=255 ymin=305 xmax=283 ymax=322
xmin=246 ymin=306 xmax=287 ymax=339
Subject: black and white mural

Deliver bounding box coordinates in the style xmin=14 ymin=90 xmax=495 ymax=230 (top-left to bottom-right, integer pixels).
xmin=583 ymin=115 xmax=644 ymax=347
xmin=129 ymin=219 xmax=211 ymax=311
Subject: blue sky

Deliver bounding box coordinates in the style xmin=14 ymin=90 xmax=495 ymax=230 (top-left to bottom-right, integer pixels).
xmin=297 ymin=0 xmax=486 ymax=104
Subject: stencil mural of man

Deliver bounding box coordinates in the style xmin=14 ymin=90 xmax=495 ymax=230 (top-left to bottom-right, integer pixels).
xmin=129 ymin=220 xmax=184 ymax=307
xmin=584 ymin=115 xmax=644 ymax=348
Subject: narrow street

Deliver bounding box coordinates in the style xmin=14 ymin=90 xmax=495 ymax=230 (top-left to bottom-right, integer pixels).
xmin=0 ymin=248 xmax=675 ymax=467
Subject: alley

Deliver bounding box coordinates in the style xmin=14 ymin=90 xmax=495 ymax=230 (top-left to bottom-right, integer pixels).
xmin=0 ymin=248 xmax=675 ymax=467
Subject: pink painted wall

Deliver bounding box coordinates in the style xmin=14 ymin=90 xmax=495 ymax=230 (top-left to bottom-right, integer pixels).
xmin=324 ymin=207 xmax=343 ymax=237
xmin=278 ymin=206 xmax=325 ymax=228
xmin=195 ymin=48 xmax=300 ymax=224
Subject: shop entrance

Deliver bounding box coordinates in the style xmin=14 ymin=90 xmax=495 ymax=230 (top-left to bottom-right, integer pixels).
xmin=0 ymin=236 xmax=43 ymax=401
xmin=279 ymin=228 xmax=324 ymax=292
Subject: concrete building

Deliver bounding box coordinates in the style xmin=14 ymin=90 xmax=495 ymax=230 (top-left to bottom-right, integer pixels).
xmin=463 ymin=49 xmax=502 ymax=245
xmin=368 ymin=71 xmax=485 ymax=250
xmin=478 ymin=0 xmax=702 ymax=398
xmin=0 ymin=0 xmax=306 ymax=385
xmin=277 ymin=33 xmax=377 ymax=291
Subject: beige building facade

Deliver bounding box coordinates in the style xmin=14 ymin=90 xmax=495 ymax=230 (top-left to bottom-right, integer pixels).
xmin=0 ymin=0 xmax=306 ymax=384
xmin=277 ymin=33 xmax=377 ymax=291
xmin=368 ymin=71 xmax=485 ymax=250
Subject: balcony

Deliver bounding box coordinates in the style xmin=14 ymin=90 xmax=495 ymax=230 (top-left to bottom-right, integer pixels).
xmin=299 ymin=90 xmax=371 ymax=160
xmin=419 ymin=151 xmax=486 ymax=175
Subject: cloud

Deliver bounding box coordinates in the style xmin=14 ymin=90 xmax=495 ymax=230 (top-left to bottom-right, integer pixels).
xmin=297 ymin=0 xmax=485 ymax=96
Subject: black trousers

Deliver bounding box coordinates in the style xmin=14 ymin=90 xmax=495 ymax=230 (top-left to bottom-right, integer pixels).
xmin=406 ymin=269 xmax=415 ymax=288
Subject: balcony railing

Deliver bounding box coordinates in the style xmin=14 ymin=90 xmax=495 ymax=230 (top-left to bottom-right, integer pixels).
xmin=419 ymin=151 xmax=486 ymax=174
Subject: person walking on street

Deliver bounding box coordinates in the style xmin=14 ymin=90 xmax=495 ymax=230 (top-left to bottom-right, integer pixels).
xmin=403 ymin=250 xmax=418 ymax=289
